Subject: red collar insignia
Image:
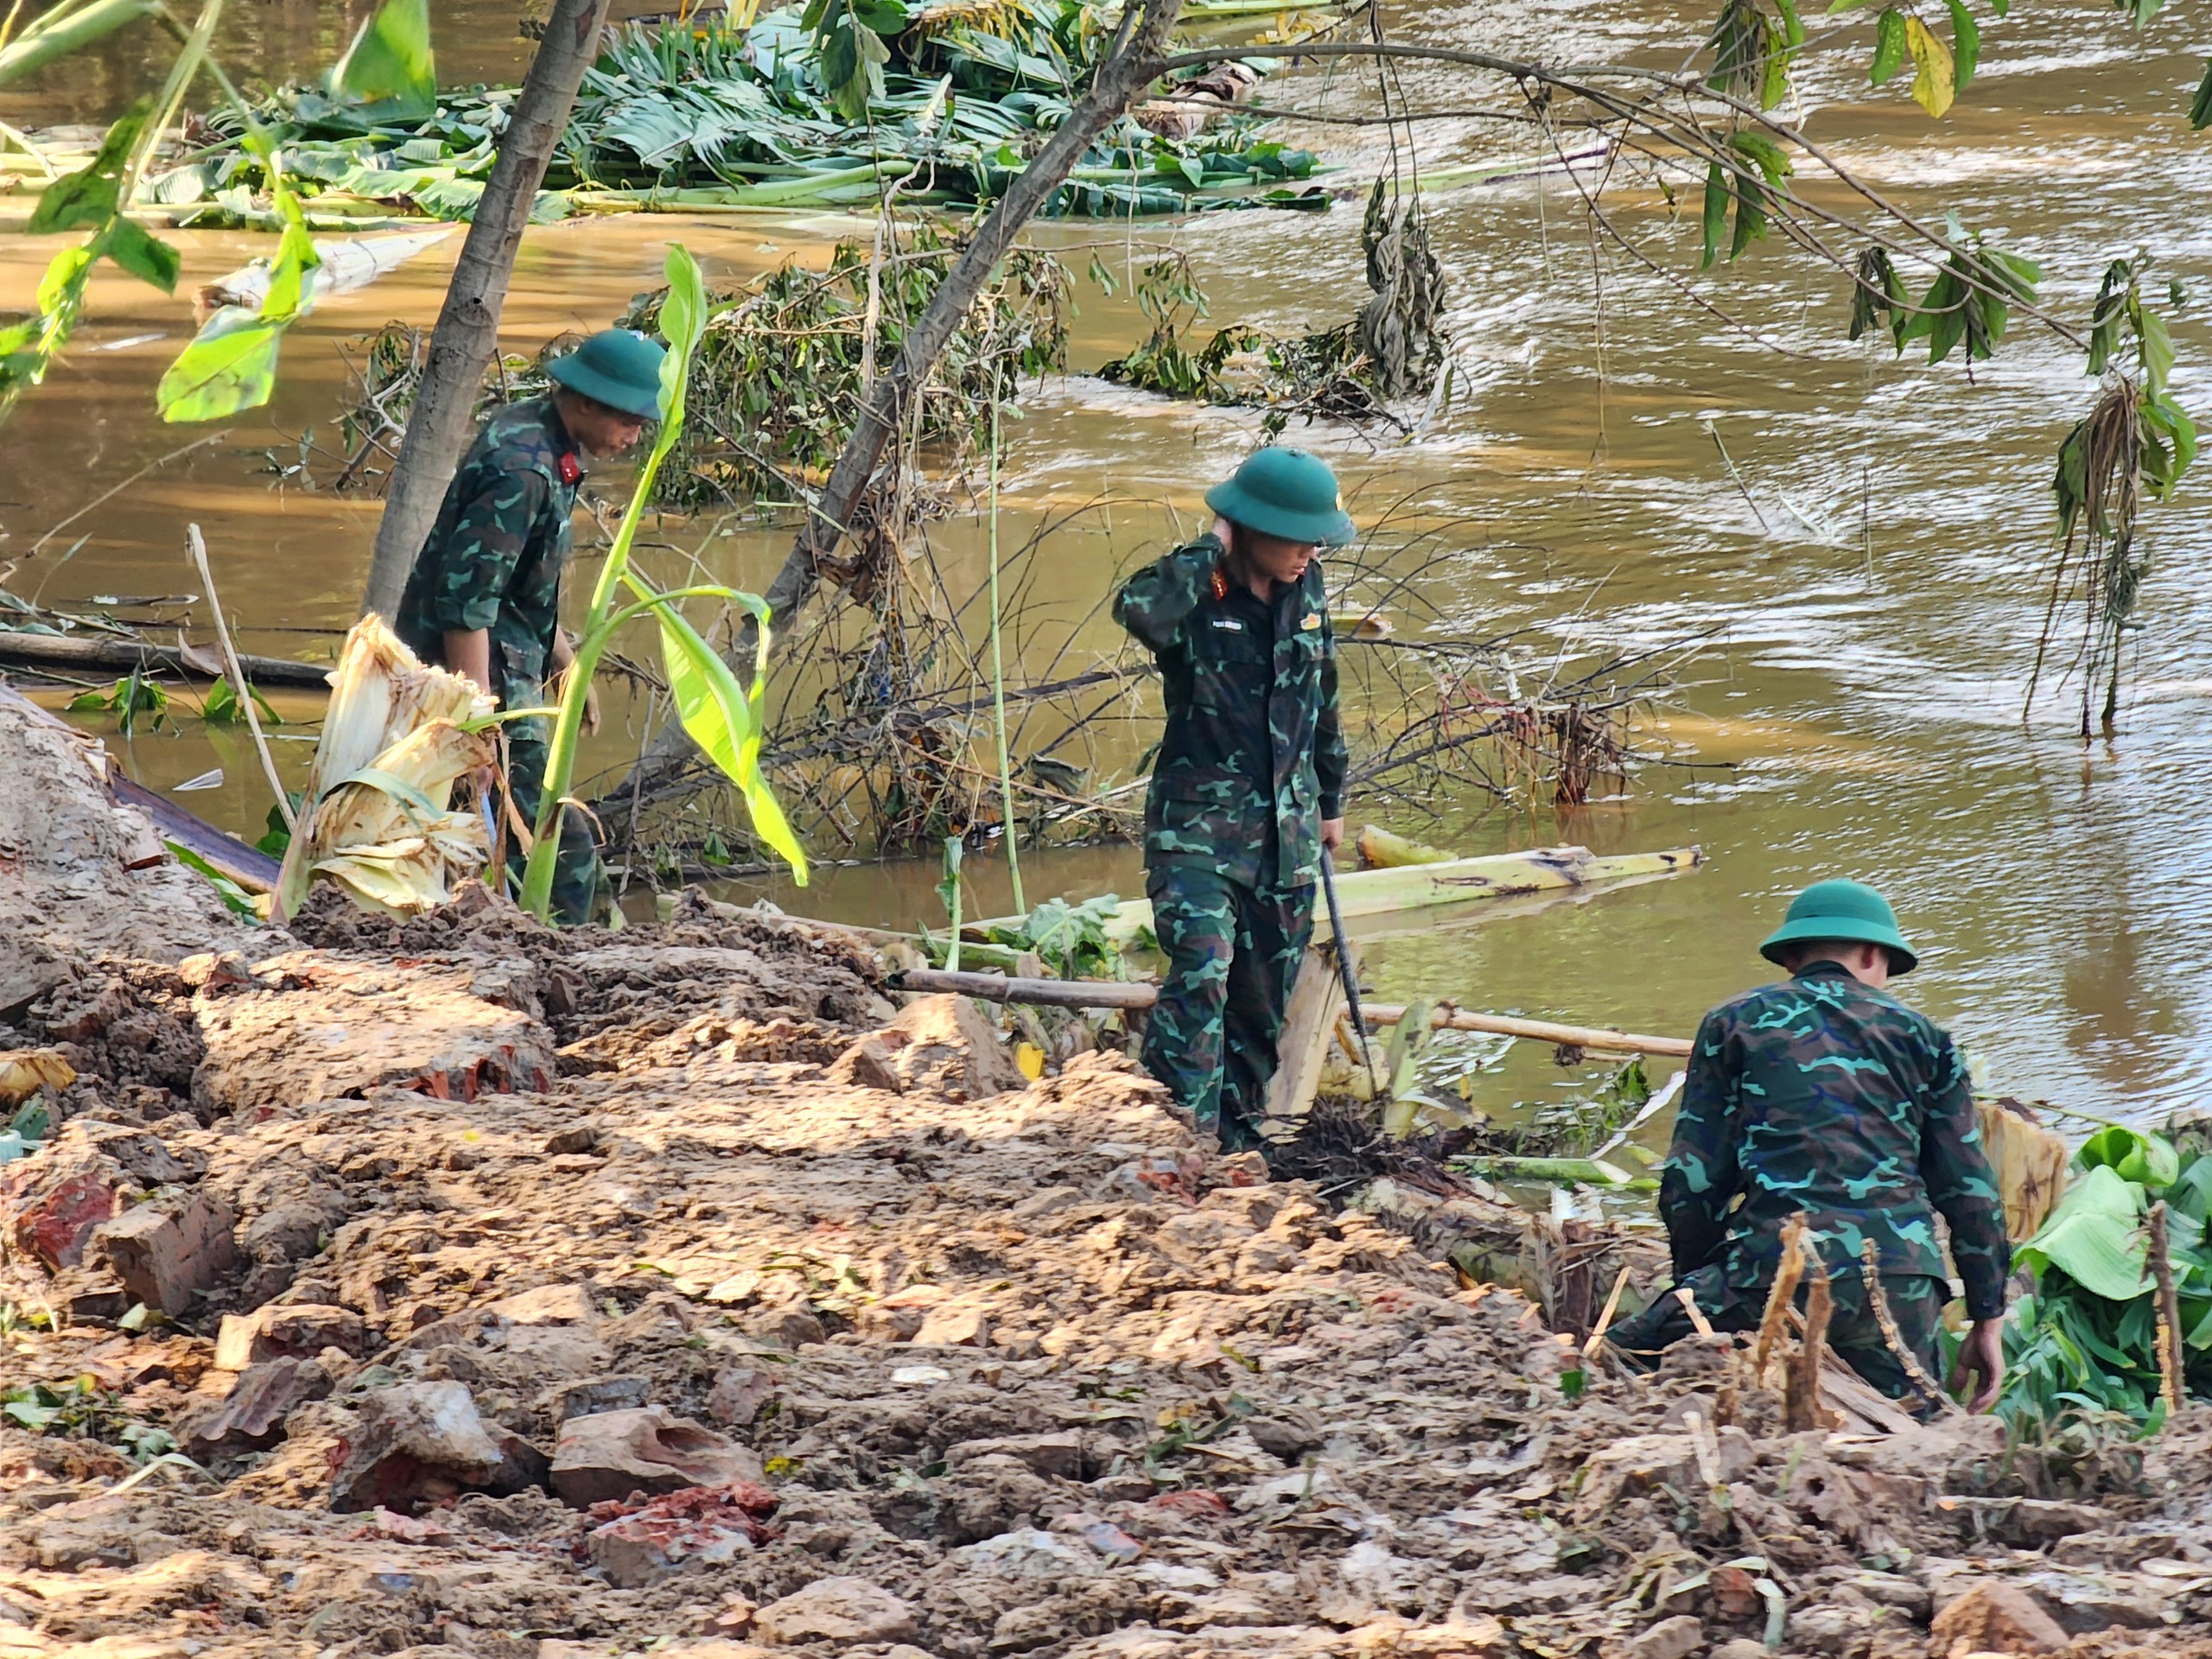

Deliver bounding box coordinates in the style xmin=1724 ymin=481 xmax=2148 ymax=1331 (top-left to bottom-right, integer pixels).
xmin=558 ymin=452 xmax=583 ymax=486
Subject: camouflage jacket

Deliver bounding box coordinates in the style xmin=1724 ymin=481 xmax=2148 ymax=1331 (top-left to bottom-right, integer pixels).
xmin=1661 ymin=962 xmax=2012 ymax=1319
xmin=393 ymin=397 xmax=586 ymax=723
xmin=1114 ymin=534 xmax=1346 ymax=890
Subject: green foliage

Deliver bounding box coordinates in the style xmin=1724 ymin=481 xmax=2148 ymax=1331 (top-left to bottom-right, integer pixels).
xmin=0 ymin=0 xmax=163 ymax=90
xmin=937 ymin=835 xmax=965 ymax=970
xmin=187 ymin=6 xmax=1319 ymax=224
xmin=619 ymin=226 xmax=1066 ymax=510
xmin=1885 ymin=237 xmax=2040 ymax=365
xmin=1999 ymin=1126 xmax=2212 ymax=1432
xmin=2191 ymin=60 xmax=2212 ymax=130
xmin=0 ymin=99 xmax=181 ymax=420
xmin=200 ymin=678 xmax=282 ymax=727
xmin=3 ymin=1376 xmax=177 ymax=1464
xmin=333 ymin=0 xmax=435 ymax=123
xmin=977 ymin=894 xmax=1127 ymax=979
xmin=165 ymin=839 xmax=261 ymax=917
xmin=801 ymin=0 xmax=906 ymax=122
xmin=68 ymin=668 xmax=169 ymax=734
xmin=158 ymin=175 xmax=320 ymax=423
xmin=1707 ymin=0 xmax=1802 ymax=111
xmin=253 ymin=798 xmax=299 ymax=857
xmin=520 ymin=245 xmax=804 ymax=922
xmin=2063 ymin=255 xmax=2197 ymax=516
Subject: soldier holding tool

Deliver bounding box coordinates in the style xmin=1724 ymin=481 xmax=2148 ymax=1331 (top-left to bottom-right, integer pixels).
xmin=393 ymin=329 xmax=665 ymax=925
xmin=1114 ymin=447 xmax=1353 ymax=1151
xmin=1610 ymin=880 xmax=2012 ymax=1411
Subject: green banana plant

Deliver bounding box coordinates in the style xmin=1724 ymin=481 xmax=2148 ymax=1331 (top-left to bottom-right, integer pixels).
xmin=518 ymin=243 xmax=806 ymax=921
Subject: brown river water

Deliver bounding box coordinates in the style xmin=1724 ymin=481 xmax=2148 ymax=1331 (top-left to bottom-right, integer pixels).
xmin=4 ymin=1 xmax=2211 ymax=1129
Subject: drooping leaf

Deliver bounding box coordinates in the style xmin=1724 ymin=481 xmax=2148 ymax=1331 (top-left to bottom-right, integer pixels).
xmin=1729 ymin=166 xmax=1769 ymax=259
xmin=26 ymin=99 xmax=147 ymax=233
xmin=1903 ymin=15 xmax=1955 ymax=117
xmin=652 ymin=598 xmax=810 ymax=884
xmin=2192 ymin=60 xmax=2212 ymax=129
xmin=1700 ymin=161 xmax=1728 ymax=270
xmin=1945 ymin=0 xmax=1980 ymax=89
xmin=1728 ymin=130 xmax=1794 ymax=184
xmin=101 ymin=217 xmax=180 ymax=294
xmin=2017 ymin=1163 xmax=2151 ymax=1302
xmin=334 ymin=0 xmax=436 ymax=122
xmin=1870 ymin=8 xmax=1909 ymax=84
xmin=156 ymin=320 xmax=287 ymax=423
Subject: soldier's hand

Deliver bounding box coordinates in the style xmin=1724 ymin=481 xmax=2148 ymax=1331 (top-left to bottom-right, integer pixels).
xmin=1320 ymin=817 xmax=1344 ymax=853
xmin=1950 ymin=1319 xmax=2005 ymax=1413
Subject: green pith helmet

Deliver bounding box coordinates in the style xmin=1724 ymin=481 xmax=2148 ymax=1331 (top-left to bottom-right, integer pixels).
xmin=547 ymin=328 xmax=667 ymax=421
xmin=1760 ymin=879 xmax=1919 ymax=974
xmin=1205 ymin=446 xmax=1356 ymax=547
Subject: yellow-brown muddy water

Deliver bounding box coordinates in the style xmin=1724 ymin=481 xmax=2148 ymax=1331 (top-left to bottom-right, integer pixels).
xmin=5 ymin=1 xmax=2212 ymax=1126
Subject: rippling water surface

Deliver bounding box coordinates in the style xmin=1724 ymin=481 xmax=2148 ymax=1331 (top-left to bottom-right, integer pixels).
xmin=6 ymin=1 xmax=2212 ymax=1123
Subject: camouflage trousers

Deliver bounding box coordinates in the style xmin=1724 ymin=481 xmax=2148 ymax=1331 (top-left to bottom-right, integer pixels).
xmin=1608 ymin=1260 xmax=1950 ymax=1408
xmin=1141 ymin=864 xmax=1313 ymax=1150
xmin=504 ymin=729 xmax=607 ymax=928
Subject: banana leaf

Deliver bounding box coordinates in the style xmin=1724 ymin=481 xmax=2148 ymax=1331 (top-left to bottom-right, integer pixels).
xmin=2016 ymin=1163 xmax=2150 ymax=1302
xmin=2078 ymin=1124 xmax=2180 ymax=1189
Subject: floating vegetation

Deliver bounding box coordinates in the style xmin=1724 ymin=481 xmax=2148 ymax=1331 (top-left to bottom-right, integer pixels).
xmin=138 ymin=3 xmax=1338 ymax=226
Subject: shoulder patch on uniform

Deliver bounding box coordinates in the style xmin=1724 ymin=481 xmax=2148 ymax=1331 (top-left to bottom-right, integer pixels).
xmin=1209 ymin=617 xmax=1246 ymax=632
xmin=1300 ymin=613 xmax=1322 ymax=631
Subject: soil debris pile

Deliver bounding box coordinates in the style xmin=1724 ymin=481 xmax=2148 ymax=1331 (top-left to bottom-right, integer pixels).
xmin=3 ymin=888 xmax=2212 ymax=1659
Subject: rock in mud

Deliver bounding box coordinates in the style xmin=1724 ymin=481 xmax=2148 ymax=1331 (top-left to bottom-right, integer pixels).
xmin=1929 ymin=1580 xmax=2071 ymax=1654
xmin=327 ymin=1380 xmax=548 ymax=1511
xmin=550 ymin=1404 xmax=764 ymax=1507
xmin=0 ymin=1132 xmax=124 ymax=1268
xmin=213 ymin=1302 xmax=366 ymax=1370
xmin=705 ymin=1364 xmax=774 ymax=1426
xmin=583 ymin=1481 xmax=780 ymax=1587
xmin=878 ymin=994 xmax=1023 ymax=1099
xmin=175 ymin=1356 xmax=326 ymax=1455
xmin=89 ymin=1188 xmax=235 ymax=1315
xmin=752 ymin=1576 xmax=918 ymax=1646
xmin=193 ymin=950 xmax=556 ymax=1113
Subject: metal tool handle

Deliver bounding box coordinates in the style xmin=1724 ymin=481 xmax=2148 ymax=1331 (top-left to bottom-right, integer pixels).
xmin=1319 ymin=848 xmax=1384 ymax=1096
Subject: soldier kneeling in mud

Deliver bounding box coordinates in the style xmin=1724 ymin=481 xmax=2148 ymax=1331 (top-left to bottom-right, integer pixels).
xmin=1113 ymin=448 xmax=1352 ymax=1153
xmin=1610 ymin=880 xmax=2012 ymax=1414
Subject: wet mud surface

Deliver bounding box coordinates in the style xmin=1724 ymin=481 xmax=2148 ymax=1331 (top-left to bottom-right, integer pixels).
xmin=7 ymin=855 xmax=2212 ymax=1659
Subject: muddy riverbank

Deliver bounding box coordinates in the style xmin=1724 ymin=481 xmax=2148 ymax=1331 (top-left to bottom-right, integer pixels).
xmin=6 ymin=766 xmax=2212 ymax=1659
xmin=7 ymin=0 xmax=2212 ymax=1135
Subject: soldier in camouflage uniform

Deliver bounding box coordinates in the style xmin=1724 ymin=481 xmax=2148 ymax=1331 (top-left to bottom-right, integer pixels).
xmin=393 ymin=329 xmax=666 ymax=925
xmin=1114 ymin=448 xmax=1353 ymax=1149
xmin=1611 ymin=880 xmax=2012 ymax=1411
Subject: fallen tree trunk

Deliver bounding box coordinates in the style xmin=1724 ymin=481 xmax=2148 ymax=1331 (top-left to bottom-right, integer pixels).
xmin=358 ymin=0 xmax=614 ymax=621
xmin=0 ymin=630 xmax=329 ymax=687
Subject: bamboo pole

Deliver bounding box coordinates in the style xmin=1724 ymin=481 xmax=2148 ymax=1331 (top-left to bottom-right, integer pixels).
xmin=985 ymin=370 xmax=1024 ymax=916
xmin=185 ymin=524 xmax=294 ymax=832
xmin=0 ymin=629 xmax=328 ymax=686
xmin=887 ymin=967 xmax=1689 ymax=1055
xmin=1360 ymin=1003 xmax=1691 ymax=1057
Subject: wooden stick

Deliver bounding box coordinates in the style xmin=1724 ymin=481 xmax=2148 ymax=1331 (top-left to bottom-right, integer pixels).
xmin=1675 ymin=1285 xmax=1716 ymax=1338
xmin=0 ymin=626 xmax=329 ymax=687
xmin=185 ymin=524 xmax=295 ymax=832
xmin=892 ymin=967 xmax=1156 ymax=1010
xmin=1859 ymin=1237 xmax=1953 ymax=1414
xmin=2148 ymin=1200 xmax=2186 ymax=1416
xmin=1752 ymin=1213 xmax=1808 ymax=1389
xmin=1787 ymin=1238 xmax=1833 ymax=1433
xmin=1584 ymin=1262 xmax=1633 ymax=1358
xmin=1360 ymin=1002 xmax=1691 ymax=1058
